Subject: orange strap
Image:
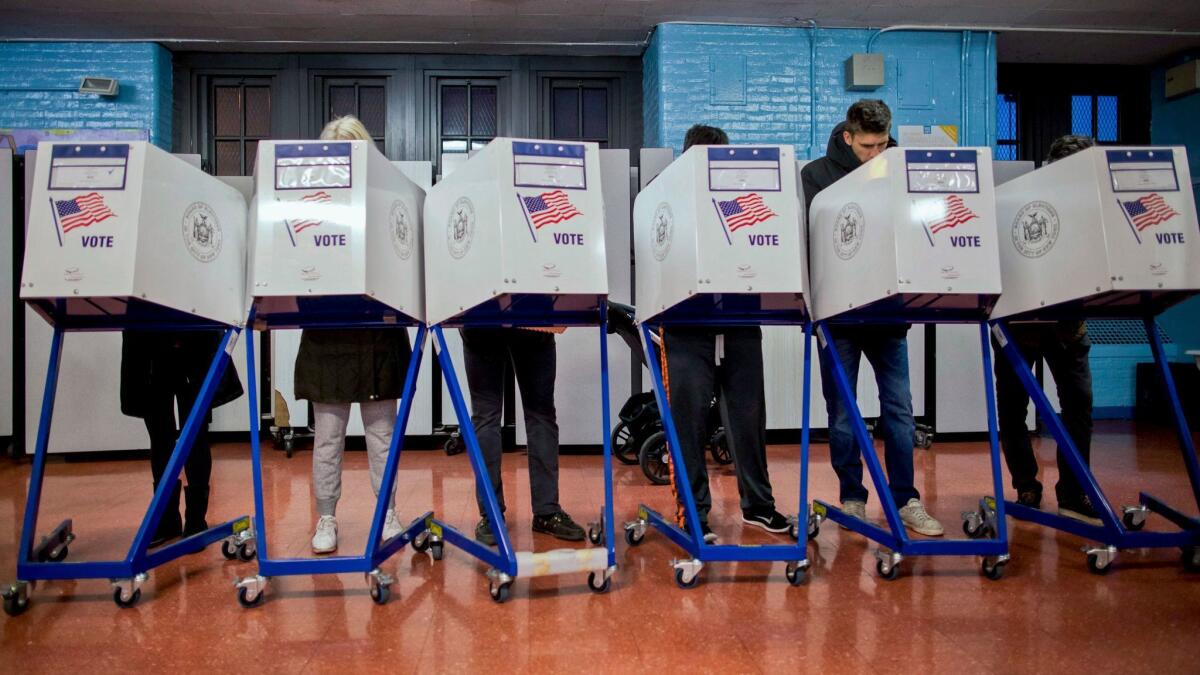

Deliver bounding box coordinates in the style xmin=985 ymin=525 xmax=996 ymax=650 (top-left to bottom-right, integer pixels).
xmin=658 ymin=326 xmax=686 ymax=528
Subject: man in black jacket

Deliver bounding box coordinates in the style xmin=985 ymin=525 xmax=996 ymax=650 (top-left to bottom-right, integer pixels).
xmin=658 ymin=124 xmax=791 ymax=543
xmin=800 ymin=99 xmax=944 ymax=536
xmin=992 ymin=134 xmax=1100 ymax=525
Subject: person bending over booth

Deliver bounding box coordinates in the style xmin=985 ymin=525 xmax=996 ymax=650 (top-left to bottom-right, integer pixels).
xmin=298 ymin=115 xmax=412 ymax=554
xmin=801 ymin=99 xmax=944 ymax=536
xmin=658 ymin=124 xmax=792 ymax=543
xmin=992 ymin=134 xmax=1101 ymax=526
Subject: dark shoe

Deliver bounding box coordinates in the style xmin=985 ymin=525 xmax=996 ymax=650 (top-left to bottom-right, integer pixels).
xmin=532 ymin=511 xmax=586 ymax=542
xmin=742 ymin=508 xmax=791 ymax=534
xmin=183 ymin=485 xmax=210 ymax=537
xmin=1016 ymin=489 xmax=1043 ymax=509
xmin=1058 ymin=494 xmax=1103 ymax=527
xmin=475 ymin=517 xmax=497 ymax=547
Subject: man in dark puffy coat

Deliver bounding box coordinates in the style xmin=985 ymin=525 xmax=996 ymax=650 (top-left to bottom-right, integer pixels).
xmin=801 ymin=99 xmax=943 ymax=536
xmin=121 ymin=330 xmax=243 ymax=547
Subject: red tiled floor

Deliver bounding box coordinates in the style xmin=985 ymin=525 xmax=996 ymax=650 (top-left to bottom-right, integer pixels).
xmin=2 ymin=420 xmax=1198 ymax=673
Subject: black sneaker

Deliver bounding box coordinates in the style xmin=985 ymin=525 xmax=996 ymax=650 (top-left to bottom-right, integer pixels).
xmin=742 ymin=508 xmax=791 ymax=533
xmin=532 ymin=511 xmax=586 ymax=542
xmin=1016 ymin=489 xmax=1043 ymax=509
xmin=1058 ymin=494 xmax=1103 ymax=527
xmin=474 ymin=517 xmax=497 ymax=547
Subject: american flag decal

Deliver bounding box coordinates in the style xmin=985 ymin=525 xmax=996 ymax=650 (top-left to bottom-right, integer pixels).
xmin=1122 ymin=193 xmax=1178 ymax=231
xmin=521 ymin=189 xmax=581 ymax=229
xmin=54 ymin=192 xmax=115 ymax=232
xmin=927 ymin=195 xmax=978 ymax=234
xmin=716 ymin=193 xmax=775 ymax=232
xmin=290 ymin=191 xmax=333 ymax=233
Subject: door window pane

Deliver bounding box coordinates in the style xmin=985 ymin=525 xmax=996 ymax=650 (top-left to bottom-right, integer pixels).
xmin=1097 ymin=95 xmax=1119 ymax=142
xmin=215 ymin=140 xmax=241 ymax=176
xmin=358 ymin=86 xmax=387 ymax=137
xmin=214 ymin=86 xmax=242 ymax=136
xmin=244 ymin=86 xmax=272 ymax=137
xmin=582 ymin=88 xmax=609 ymax=139
xmin=1071 ymin=95 xmax=1093 ymax=137
xmin=441 ymin=86 xmax=469 ymax=136
xmin=470 ymin=86 xmax=498 ymax=136
xmin=552 ymin=87 xmax=580 ymax=138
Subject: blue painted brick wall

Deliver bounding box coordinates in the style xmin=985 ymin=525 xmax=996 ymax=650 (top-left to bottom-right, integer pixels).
xmin=1151 ymin=54 xmax=1200 ymax=355
xmin=0 ymin=42 xmax=172 ymax=149
xmin=643 ymin=24 xmax=995 ymax=156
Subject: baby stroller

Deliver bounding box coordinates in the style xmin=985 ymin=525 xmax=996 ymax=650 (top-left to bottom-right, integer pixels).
xmin=608 ymin=302 xmax=732 ymax=485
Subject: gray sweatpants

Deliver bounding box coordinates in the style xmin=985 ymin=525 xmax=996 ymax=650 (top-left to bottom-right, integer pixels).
xmin=312 ymin=400 xmax=398 ymax=516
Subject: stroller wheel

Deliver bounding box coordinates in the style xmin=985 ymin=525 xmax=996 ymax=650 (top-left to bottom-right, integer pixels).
xmin=639 ymin=431 xmax=671 ymax=485
xmin=708 ymin=429 xmax=732 ymax=465
xmin=611 ymin=421 xmax=640 ymax=466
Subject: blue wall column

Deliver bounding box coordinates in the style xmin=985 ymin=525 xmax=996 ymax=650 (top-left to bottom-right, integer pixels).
xmin=0 ymin=42 xmax=172 ymax=149
xmin=642 ymin=23 xmax=995 ymax=156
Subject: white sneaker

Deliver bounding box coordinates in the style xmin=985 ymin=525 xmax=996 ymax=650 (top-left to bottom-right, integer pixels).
xmin=898 ymin=499 xmax=944 ymax=536
xmin=311 ymin=515 xmax=338 ymax=553
xmin=840 ymin=500 xmax=867 ymax=529
xmin=382 ymin=509 xmax=403 ymax=540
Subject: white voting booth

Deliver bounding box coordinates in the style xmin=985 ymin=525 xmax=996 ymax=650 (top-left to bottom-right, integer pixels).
xmin=808 ymin=147 xmax=1001 ymax=322
xmin=424 ymin=138 xmax=607 ymax=325
xmin=250 ymin=139 xmax=424 ymax=321
xmin=993 ymin=146 xmax=1200 ymax=320
xmin=23 ymin=141 xmax=247 ymax=326
xmin=21 ymin=143 xmax=247 ymax=453
xmin=634 ymin=145 xmax=806 ymax=322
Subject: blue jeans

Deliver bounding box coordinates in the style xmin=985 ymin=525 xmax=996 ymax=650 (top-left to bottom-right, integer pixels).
xmin=818 ymin=329 xmax=919 ymax=506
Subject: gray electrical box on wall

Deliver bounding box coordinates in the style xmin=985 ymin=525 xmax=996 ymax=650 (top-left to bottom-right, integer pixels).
xmin=1165 ymin=60 xmax=1200 ymax=99
xmin=845 ymin=53 xmax=885 ymax=91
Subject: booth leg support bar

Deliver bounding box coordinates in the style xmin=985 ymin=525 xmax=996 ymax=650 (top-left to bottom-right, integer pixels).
xmin=993 ymin=319 xmax=1200 ymax=573
xmin=431 ymin=316 xmax=619 ymax=601
xmin=811 ymin=322 xmax=1010 ymax=581
xmin=5 ymin=328 xmax=255 ymax=616
xmin=624 ymin=323 xmax=810 ymax=588
xmin=235 ymin=324 xmax=431 ymax=608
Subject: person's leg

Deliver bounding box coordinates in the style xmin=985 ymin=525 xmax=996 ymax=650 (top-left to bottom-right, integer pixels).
xmin=508 ymin=330 xmax=561 ymax=517
xmin=175 ymin=386 xmax=213 ymax=536
xmin=311 ymin=402 xmax=351 ymax=517
xmin=143 ymin=393 xmax=183 ymax=543
xmin=461 ymin=328 xmax=509 ymax=523
xmin=864 ymin=332 xmax=943 ymax=535
xmin=715 ymin=328 xmax=775 ymax=513
xmin=862 ymin=333 xmax=918 ymax=505
xmin=817 ymin=331 xmax=867 ymax=505
xmin=359 ymin=399 xmax=399 ymax=511
xmin=1044 ymin=321 xmax=1094 ymax=506
xmin=992 ymin=327 xmax=1044 ymax=500
xmin=662 ymin=329 xmax=719 ymax=527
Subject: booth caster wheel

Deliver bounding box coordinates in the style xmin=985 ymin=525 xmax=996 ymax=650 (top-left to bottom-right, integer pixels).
xmin=587 ymin=571 xmax=611 ymax=594
xmin=46 ymin=546 xmax=68 ymax=563
xmin=1121 ymin=505 xmax=1149 ymax=532
xmin=624 ymin=521 xmax=646 ymax=547
xmin=221 ymin=540 xmax=239 ymax=560
xmin=237 ymin=542 xmax=256 ymax=562
xmin=430 ymin=542 xmax=444 ymax=561
xmin=369 ymin=584 xmax=390 ymax=605
xmin=2 ymin=583 xmax=30 ymax=617
xmin=1181 ymin=546 xmax=1200 ymax=573
xmin=366 ymin=569 xmax=394 ymax=606
xmin=875 ymin=550 xmax=902 ymax=581
xmin=962 ymin=516 xmax=993 ymax=540
xmin=111 ymin=574 xmax=147 ymax=609
xmin=489 ymin=581 xmax=512 ymax=603
xmin=587 ymin=522 xmax=604 ymax=546
xmin=1085 ymin=546 xmax=1116 ymax=575
xmin=235 ymin=575 xmax=267 ymax=608
xmin=981 ymin=556 xmax=1008 ymax=581
xmin=413 ymin=531 xmax=445 ymax=561
xmin=785 ymin=562 xmax=808 ymax=586
xmin=672 ymin=559 xmax=702 ymax=589
xmin=237 ymin=586 xmax=264 ymax=608
xmin=112 ymin=587 xmax=141 ymax=609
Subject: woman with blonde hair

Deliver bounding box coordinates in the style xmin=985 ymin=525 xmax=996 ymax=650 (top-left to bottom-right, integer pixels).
xmin=297 ymin=115 xmax=411 ymax=552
